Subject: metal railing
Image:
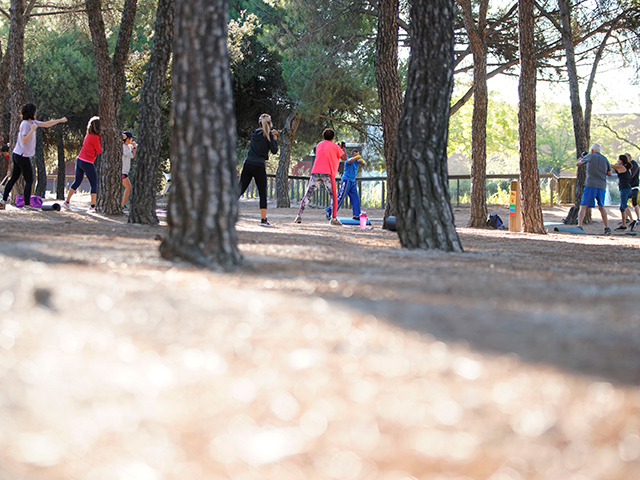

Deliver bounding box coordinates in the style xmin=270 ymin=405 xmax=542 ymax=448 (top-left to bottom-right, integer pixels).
xmin=240 ymin=173 xmax=560 ymax=208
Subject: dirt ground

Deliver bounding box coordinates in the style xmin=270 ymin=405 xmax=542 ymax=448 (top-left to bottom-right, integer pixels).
xmin=1 ymin=194 xmax=640 ymax=480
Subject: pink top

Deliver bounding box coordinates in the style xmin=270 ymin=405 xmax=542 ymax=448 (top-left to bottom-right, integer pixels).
xmin=311 ymin=140 xmax=344 ymax=177
xmin=78 ymin=133 xmax=102 ymax=164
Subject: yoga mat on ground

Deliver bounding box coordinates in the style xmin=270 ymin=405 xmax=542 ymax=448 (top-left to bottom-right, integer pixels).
xmin=338 ymin=217 xmax=371 ymax=226
xmin=553 ymin=226 xmax=586 ymax=234
xmin=41 ymin=203 xmax=61 ymax=211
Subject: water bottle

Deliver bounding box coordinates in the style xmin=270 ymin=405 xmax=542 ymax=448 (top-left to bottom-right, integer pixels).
xmin=359 ymin=212 xmax=367 ymax=230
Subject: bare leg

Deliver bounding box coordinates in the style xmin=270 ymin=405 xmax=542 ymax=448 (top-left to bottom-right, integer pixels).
xmin=577 ymin=205 xmax=588 ymax=227
xmin=122 ymin=177 xmax=132 ymax=207
xmin=66 ymin=188 xmax=76 ymax=204
xmin=260 ymin=208 xmax=267 ymax=220
xmin=598 ymin=205 xmax=608 ymax=228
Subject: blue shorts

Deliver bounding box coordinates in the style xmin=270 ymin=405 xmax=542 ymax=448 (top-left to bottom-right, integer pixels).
xmin=581 ymin=186 xmax=606 ymax=208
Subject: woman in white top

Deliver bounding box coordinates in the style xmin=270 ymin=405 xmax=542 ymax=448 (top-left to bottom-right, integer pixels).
xmin=121 ymin=130 xmax=136 ymax=210
xmin=0 ymin=103 xmax=66 ymax=209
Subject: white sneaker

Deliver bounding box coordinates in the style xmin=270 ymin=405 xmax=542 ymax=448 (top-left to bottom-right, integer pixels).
xmin=294 ymin=215 xmax=302 ymax=224
xmin=330 ymin=218 xmax=342 ymax=226
xmin=62 ymin=201 xmax=71 ymax=210
xmin=88 ymin=206 xmax=96 ymax=212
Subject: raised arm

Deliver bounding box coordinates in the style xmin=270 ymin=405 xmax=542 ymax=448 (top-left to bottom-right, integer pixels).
xmin=37 ymin=117 xmax=67 ymax=128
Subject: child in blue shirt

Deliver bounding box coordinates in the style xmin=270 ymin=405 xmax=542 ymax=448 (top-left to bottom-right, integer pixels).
xmin=325 ymin=149 xmax=367 ymax=220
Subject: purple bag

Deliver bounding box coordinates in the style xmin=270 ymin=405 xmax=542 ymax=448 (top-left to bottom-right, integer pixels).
xmin=15 ymin=195 xmax=24 ymax=208
xmin=30 ymin=196 xmax=43 ymax=208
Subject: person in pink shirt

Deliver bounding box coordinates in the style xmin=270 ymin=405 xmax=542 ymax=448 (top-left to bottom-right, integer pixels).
xmin=295 ymin=128 xmax=346 ymax=225
xmin=63 ymin=116 xmax=101 ymax=211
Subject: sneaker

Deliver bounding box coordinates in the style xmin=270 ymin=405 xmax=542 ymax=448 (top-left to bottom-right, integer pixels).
xmin=0 ymin=200 xmax=5 ymax=210
xmin=294 ymin=215 xmax=302 ymax=224
xmin=260 ymin=218 xmax=271 ymax=227
xmin=630 ymin=220 xmax=637 ymax=232
xmin=330 ymin=218 xmax=342 ymax=226
xmin=122 ymin=205 xmax=129 ymax=212
xmin=88 ymin=206 xmax=96 ymax=213
xmin=352 ymin=216 xmax=360 ymax=221
xmin=22 ymin=205 xmax=36 ymax=211
xmin=604 ymin=227 xmax=612 ymax=235
xmin=615 ymin=225 xmax=627 ymax=231
xmin=325 ymin=208 xmax=331 ymax=221
xmin=62 ymin=201 xmax=71 ymax=210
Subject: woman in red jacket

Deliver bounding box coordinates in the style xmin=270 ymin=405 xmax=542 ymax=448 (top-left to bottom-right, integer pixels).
xmin=63 ymin=116 xmax=101 ymax=211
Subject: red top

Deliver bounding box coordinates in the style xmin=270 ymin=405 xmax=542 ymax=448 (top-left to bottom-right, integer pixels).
xmin=78 ymin=133 xmax=102 ymax=164
xmin=311 ymin=140 xmax=344 ymax=177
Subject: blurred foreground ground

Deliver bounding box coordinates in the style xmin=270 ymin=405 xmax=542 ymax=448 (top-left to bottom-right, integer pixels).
xmin=0 ymin=196 xmax=639 ymax=480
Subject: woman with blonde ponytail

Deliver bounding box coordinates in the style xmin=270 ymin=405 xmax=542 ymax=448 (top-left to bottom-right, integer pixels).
xmin=238 ymin=114 xmax=278 ymax=225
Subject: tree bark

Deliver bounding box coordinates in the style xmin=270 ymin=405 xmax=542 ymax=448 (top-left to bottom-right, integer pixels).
xmin=34 ymin=126 xmax=46 ymax=197
xmin=275 ymin=110 xmax=301 ymax=208
xmin=56 ymin=123 xmax=65 ymax=200
xmin=457 ymin=0 xmax=489 ymax=228
xmin=85 ymin=0 xmax=137 ymax=214
xmin=558 ymin=0 xmax=588 ymax=224
xmin=8 ymin=0 xmax=27 ymax=204
xmin=393 ymin=0 xmax=462 ymax=252
xmin=374 ymin=0 xmax=403 ymax=226
xmin=0 ymin=46 xmax=10 ymax=123
xmin=518 ymin=0 xmax=545 ymax=234
xmin=159 ymin=0 xmax=242 ymax=269
xmin=129 ymin=0 xmax=174 ymax=225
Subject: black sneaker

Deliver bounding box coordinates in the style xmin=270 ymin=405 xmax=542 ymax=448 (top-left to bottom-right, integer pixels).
xmin=260 ymin=218 xmax=271 ymax=227
xmin=604 ymin=227 xmax=612 ymax=235
xmin=352 ymin=216 xmax=359 ymax=221
xmin=630 ymin=220 xmax=637 ymax=232
xmin=615 ymin=225 xmax=627 ymax=231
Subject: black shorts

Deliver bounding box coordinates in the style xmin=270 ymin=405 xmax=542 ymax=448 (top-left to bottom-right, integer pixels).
xmin=631 ymin=188 xmax=639 ymax=207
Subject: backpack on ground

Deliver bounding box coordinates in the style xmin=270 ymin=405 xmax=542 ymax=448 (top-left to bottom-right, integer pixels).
xmin=487 ymin=214 xmax=504 ymax=229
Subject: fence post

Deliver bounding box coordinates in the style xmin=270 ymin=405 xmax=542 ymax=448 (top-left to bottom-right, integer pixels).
xmin=457 ymin=179 xmax=460 ymax=207
xmin=550 ymin=176 xmax=556 ymax=207
xmin=381 ymin=181 xmax=385 ymax=208
xmin=509 ymin=180 xmax=522 ymax=232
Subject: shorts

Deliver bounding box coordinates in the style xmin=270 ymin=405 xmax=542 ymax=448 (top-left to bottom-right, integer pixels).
xmin=581 ymin=186 xmax=606 ymax=208
xmin=631 ymin=187 xmax=639 ymax=207
xmin=122 ymin=174 xmax=128 ymax=179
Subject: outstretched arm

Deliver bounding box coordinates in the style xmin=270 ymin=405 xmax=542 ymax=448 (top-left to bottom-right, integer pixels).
xmin=37 ymin=117 xmax=67 ymax=128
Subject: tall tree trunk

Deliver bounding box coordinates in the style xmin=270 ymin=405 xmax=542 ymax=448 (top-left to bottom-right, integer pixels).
xmin=160 ymin=0 xmax=242 ymax=269
xmin=518 ymin=0 xmax=545 ymax=234
xmin=558 ymin=0 xmax=588 ymax=224
xmin=129 ymin=0 xmax=174 ymax=225
xmin=393 ymin=0 xmax=462 ymax=252
xmin=56 ymin=123 xmax=65 ymax=200
xmin=85 ymin=0 xmax=138 ymax=214
xmin=275 ymin=110 xmax=301 ymax=208
xmin=34 ymin=127 xmax=46 ymax=197
xmin=0 ymin=46 xmax=10 ymax=124
xmin=8 ymin=0 xmax=27 ymax=204
xmin=374 ymin=0 xmax=403 ymax=226
xmin=457 ymin=0 xmax=489 ymax=229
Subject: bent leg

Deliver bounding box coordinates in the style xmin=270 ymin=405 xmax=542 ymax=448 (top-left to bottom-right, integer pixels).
xmin=347 ymin=181 xmax=361 ymax=216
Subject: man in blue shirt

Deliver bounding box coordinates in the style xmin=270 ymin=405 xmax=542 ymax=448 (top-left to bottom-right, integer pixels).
xmin=325 ymin=149 xmax=367 ymax=221
xmin=577 ymin=143 xmax=612 ymax=235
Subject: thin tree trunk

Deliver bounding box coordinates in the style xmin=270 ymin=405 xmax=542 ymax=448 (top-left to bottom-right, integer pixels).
xmin=56 ymin=123 xmax=65 ymax=199
xmin=374 ymin=0 xmax=403 ymax=226
xmin=160 ymin=0 xmax=242 ymax=269
xmin=85 ymin=0 xmax=137 ymax=214
xmin=34 ymin=127 xmax=45 ymax=197
xmin=584 ymin=27 xmax=613 ymax=143
xmin=558 ymin=0 xmax=588 ymax=224
xmin=518 ymin=0 xmax=545 ymax=234
xmin=393 ymin=0 xmax=462 ymax=252
xmin=457 ymin=0 xmax=489 ymax=229
xmin=275 ymin=110 xmax=301 ymax=208
xmin=8 ymin=0 xmax=27 ymax=204
xmin=129 ymin=0 xmax=174 ymax=225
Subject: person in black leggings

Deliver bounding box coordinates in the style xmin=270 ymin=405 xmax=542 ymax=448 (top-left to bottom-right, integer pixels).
xmin=238 ymin=114 xmax=278 ymax=226
xmin=0 ymin=103 xmax=67 ymax=210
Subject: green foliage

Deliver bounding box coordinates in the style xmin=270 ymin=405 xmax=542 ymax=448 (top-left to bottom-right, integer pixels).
xmin=536 ymin=101 xmax=575 ymax=174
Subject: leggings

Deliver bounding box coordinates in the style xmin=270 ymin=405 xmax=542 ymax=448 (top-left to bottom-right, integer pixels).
xmin=238 ymin=162 xmax=268 ymax=209
xmin=3 ymin=153 xmax=33 ymax=204
xmin=298 ymin=173 xmax=337 ymax=218
xmin=326 ymin=179 xmax=361 ymax=217
xmin=70 ymin=158 xmax=98 ymax=194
